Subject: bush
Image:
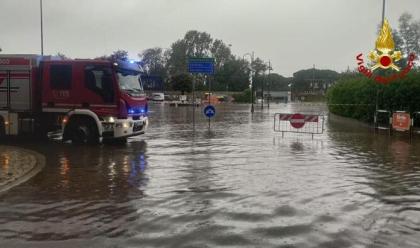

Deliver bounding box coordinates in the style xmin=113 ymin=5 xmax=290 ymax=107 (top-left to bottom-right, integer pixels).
xmin=327 ymin=71 xmax=420 ymax=123
xmin=232 ymin=89 xmax=253 ymax=103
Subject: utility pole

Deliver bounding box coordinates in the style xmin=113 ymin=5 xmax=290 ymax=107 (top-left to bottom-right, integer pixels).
xmin=251 ymin=52 xmax=254 ymax=113
xmin=261 ymin=70 xmax=264 ymax=110
xmin=312 ymin=64 xmax=315 ymax=93
xmin=381 ymin=0 xmax=386 ymax=26
xmin=376 ymin=0 xmax=386 ymax=113
xmin=40 ymin=0 xmax=44 ymax=56
xmin=267 ymin=60 xmax=272 ymax=108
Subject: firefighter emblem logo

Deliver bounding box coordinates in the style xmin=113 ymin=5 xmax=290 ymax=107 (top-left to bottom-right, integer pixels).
xmin=356 ymin=19 xmax=416 ymax=84
xmin=368 ymin=19 xmax=401 ymax=71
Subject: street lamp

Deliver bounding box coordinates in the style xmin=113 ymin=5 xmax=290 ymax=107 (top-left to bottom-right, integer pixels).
xmin=40 ymin=0 xmax=44 ymax=56
xmin=376 ymin=0 xmax=386 ymax=113
xmin=243 ymin=52 xmax=254 ymax=113
xmin=267 ymin=61 xmax=272 ymax=108
xmin=381 ymin=0 xmax=386 ymax=26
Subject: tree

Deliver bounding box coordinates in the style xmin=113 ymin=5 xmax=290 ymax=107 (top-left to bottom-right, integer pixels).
xmin=56 ymin=52 xmax=69 ymax=60
xmin=251 ymin=57 xmax=269 ymax=91
xmin=251 ymin=57 xmax=268 ymax=76
xmin=292 ymin=68 xmax=340 ymax=93
xmin=398 ymin=13 xmax=420 ymax=58
xmin=213 ymin=57 xmax=249 ymax=91
xmin=184 ymin=30 xmax=213 ymax=57
xmin=167 ymin=40 xmax=188 ymax=75
xmin=166 ymin=30 xmax=239 ymax=91
xmin=170 ymin=73 xmax=193 ymax=94
xmin=167 ymin=30 xmax=214 ymax=75
xmin=266 ymin=73 xmax=290 ymax=91
xmin=96 ymin=50 xmax=129 ymax=61
xmin=211 ymin=39 xmax=233 ymax=70
xmin=139 ymin=47 xmax=167 ymax=78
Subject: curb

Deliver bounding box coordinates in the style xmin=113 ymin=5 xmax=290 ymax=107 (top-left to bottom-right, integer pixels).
xmin=0 ymin=146 xmax=45 ymax=194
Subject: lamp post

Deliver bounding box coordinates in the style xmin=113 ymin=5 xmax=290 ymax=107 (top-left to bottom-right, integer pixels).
xmin=267 ymin=61 xmax=272 ymax=108
xmin=376 ymin=0 xmax=386 ymax=113
xmin=261 ymin=69 xmax=264 ymax=110
xmin=40 ymin=0 xmax=44 ymax=56
xmin=381 ymin=0 xmax=386 ymax=26
xmin=243 ymin=52 xmax=255 ymax=113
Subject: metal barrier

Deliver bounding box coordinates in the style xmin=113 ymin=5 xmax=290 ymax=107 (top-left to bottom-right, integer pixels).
xmin=274 ymin=113 xmax=324 ymax=138
xmin=375 ymin=110 xmax=415 ymax=138
xmin=412 ymin=112 xmax=420 ymax=134
xmin=374 ymin=110 xmax=392 ymax=134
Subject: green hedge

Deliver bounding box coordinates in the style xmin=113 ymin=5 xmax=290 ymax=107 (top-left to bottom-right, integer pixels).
xmin=232 ymin=89 xmax=253 ymax=103
xmin=327 ymin=71 xmax=420 ymax=123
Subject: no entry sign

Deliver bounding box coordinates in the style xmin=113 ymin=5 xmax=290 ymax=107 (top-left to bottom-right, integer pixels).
xmin=290 ymin=113 xmax=305 ymax=129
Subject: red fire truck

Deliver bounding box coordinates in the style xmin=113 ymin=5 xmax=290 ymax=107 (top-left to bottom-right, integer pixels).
xmin=0 ymin=54 xmax=148 ymax=143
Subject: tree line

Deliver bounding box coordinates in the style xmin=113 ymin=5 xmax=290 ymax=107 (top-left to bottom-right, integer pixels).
xmin=52 ymin=12 xmax=419 ymax=94
xmin=94 ymin=30 xmax=282 ymax=93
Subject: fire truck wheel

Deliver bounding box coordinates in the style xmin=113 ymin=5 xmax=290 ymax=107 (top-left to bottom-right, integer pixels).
xmin=69 ymin=117 xmax=99 ymax=144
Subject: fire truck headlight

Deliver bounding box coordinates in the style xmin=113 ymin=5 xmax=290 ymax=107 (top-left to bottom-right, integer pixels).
xmin=104 ymin=116 xmax=116 ymax=123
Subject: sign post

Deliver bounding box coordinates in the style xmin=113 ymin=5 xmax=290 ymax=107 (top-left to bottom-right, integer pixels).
xmin=188 ymin=58 xmax=215 ymax=130
xmin=204 ymin=105 xmax=216 ymax=130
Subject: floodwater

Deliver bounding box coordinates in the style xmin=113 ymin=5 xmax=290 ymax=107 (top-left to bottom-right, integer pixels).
xmin=2 ymin=103 xmax=420 ymax=247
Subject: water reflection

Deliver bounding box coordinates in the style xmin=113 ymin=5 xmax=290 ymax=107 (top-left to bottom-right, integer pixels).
xmin=290 ymin=141 xmax=304 ymax=152
xmin=327 ymin=115 xmax=420 ymax=247
xmin=389 ymin=140 xmax=411 ymax=168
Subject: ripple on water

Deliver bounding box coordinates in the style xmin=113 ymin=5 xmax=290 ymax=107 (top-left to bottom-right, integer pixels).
xmin=3 ymin=104 xmax=420 ymax=247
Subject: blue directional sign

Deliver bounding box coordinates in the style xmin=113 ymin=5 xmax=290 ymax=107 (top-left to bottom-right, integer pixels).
xmin=188 ymin=58 xmax=215 ymax=74
xmin=204 ymin=105 xmax=216 ymax=118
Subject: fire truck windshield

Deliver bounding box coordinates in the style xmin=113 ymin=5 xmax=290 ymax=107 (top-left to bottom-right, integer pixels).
xmin=117 ymin=71 xmax=144 ymax=93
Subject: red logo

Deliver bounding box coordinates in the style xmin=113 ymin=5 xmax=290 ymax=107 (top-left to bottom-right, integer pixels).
xmin=356 ymin=19 xmax=416 ymax=84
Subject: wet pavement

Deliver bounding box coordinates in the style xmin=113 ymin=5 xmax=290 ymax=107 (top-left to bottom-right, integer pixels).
xmin=2 ymin=103 xmax=420 ymax=247
xmin=0 ymin=146 xmax=44 ymax=193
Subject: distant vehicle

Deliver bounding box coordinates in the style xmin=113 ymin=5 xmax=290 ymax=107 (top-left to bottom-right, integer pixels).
xmin=151 ymin=93 xmax=165 ymax=101
xmin=0 ymin=54 xmax=148 ymax=143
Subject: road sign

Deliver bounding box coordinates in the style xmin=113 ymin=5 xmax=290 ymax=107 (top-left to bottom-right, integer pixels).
xmin=188 ymin=58 xmax=215 ymax=74
xmin=204 ymin=105 xmax=216 ymax=118
xmin=290 ymin=113 xmax=306 ymax=129
xmin=392 ymin=112 xmax=411 ymax=131
xmin=274 ymin=113 xmax=324 ymax=138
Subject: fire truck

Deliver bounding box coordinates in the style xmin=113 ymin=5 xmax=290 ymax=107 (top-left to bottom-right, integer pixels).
xmin=0 ymin=54 xmax=148 ymax=143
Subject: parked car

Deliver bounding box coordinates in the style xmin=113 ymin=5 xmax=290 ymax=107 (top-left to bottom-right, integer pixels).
xmin=151 ymin=93 xmax=165 ymax=101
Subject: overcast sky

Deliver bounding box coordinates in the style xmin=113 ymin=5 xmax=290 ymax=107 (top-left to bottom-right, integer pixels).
xmin=0 ymin=0 xmax=419 ymax=76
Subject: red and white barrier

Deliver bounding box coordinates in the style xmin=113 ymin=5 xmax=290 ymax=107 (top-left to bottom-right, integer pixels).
xmin=274 ymin=113 xmax=324 ymax=137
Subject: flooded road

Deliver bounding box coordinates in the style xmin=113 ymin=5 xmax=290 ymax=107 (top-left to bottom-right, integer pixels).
xmin=2 ymin=103 xmax=420 ymax=247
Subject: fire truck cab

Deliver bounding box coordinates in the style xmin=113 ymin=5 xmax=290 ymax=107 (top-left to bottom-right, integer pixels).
xmin=0 ymin=54 xmax=148 ymax=143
